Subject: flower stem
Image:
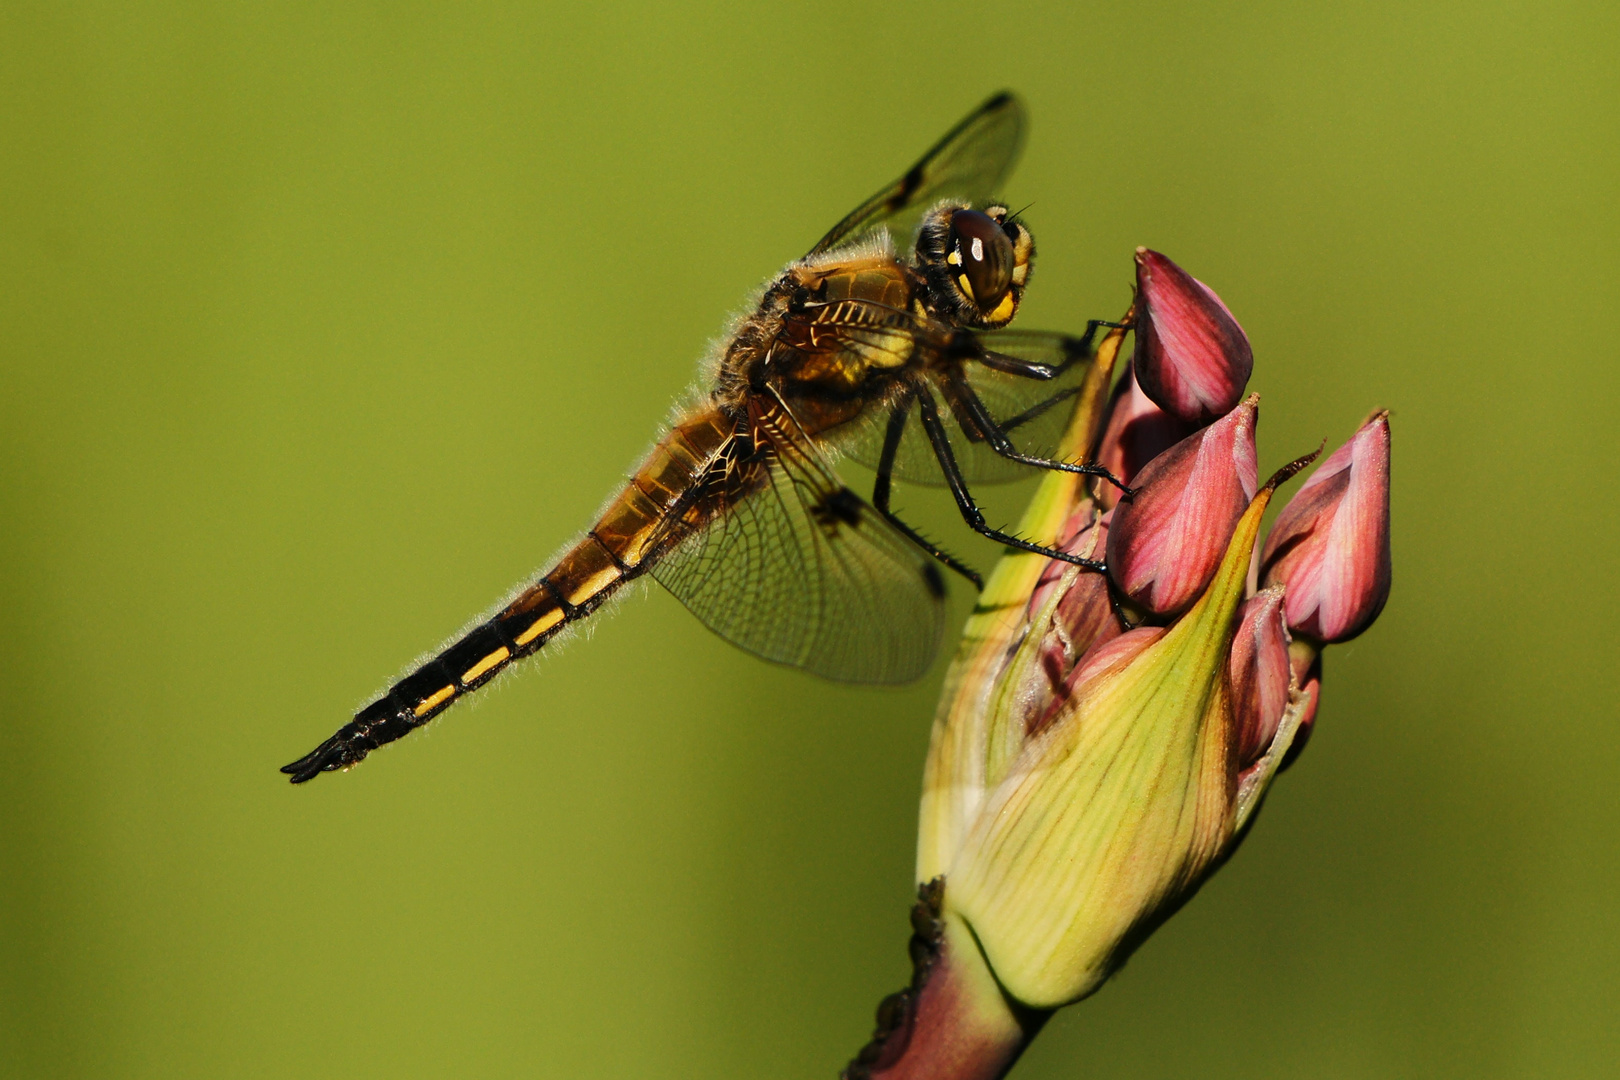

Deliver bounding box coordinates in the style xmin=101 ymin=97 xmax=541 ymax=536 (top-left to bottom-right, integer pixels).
xmin=844 ymin=881 xmax=1048 ymax=1080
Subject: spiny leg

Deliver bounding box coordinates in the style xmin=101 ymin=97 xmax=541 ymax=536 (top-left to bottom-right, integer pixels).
xmin=946 ymin=369 xmax=1132 ymax=496
xmin=1066 ymin=318 xmax=1129 ymax=368
xmin=915 ymin=387 xmax=1107 ymax=573
xmin=872 ymin=391 xmax=983 ymax=590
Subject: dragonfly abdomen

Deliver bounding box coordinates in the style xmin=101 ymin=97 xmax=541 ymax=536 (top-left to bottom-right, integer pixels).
xmin=281 ymin=405 xmax=741 ymax=783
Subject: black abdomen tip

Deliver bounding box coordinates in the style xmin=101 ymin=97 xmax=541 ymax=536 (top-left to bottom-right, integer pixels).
xmin=282 ymin=697 xmax=417 ymax=784
xmin=280 ymin=731 xmax=367 ymax=784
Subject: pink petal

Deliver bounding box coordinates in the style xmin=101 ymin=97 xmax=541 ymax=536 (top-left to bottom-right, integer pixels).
xmin=1107 ymin=396 xmax=1260 ymax=615
xmin=1133 ymin=249 xmax=1254 ymax=424
xmin=1261 ymin=412 xmax=1391 ymax=642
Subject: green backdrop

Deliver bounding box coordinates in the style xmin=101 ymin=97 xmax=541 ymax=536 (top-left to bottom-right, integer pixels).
xmin=3 ymin=3 xmax=1617 ymax=1077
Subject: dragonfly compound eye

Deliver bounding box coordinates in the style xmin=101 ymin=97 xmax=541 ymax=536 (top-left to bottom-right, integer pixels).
xmin=948 ymin=209 xmax=1016 ymax=316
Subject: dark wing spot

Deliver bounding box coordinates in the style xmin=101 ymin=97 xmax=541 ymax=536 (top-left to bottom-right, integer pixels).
xmin=888 ymin=165 xmax=924 ymax=210
xmin=921 ymin=562 xmax=946 ymax=600
xmin=825 ymin=486 xmax=864 ymax=526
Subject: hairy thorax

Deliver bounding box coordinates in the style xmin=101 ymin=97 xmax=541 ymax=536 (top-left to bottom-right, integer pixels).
xmin=711 ymin=245 xmax=930 ymax=438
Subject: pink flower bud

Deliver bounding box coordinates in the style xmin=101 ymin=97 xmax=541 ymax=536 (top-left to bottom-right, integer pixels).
xmin=1132 ymin=248 xmax=1254 ymax=424
xmin=1106 ymin=395 xmax=1259 ymax=615
xmin=1068 ymin=625 xmax=1165 ymax=693
xmin=1027 ymin=625 xmax=1167 ymax=739
xmin=1024 ymin=510 xmax=1123 ymax=736
xmin=1027 ymin=508 xmax=1101 ymax=619
xmin=1092 ymin=364 xmax=1195 ymax=510
xmin=1229 ymin=587 xmax=1292 ymax=770
xmin=1052 ymin=543 xmax=1121 ymax=662
xmin=1260 ymin=411 xmax=1392 ymax=643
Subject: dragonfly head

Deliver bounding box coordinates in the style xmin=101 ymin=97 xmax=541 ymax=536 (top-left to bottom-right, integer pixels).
xmin=916 ymin=203 xmax=1034 ymax=329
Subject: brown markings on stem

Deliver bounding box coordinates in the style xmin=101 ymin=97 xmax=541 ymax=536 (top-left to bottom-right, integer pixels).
xmin=843 ymin=878 xmax=947 ymax=1080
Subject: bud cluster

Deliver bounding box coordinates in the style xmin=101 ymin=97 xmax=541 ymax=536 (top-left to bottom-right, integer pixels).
xmin=1024 ymin=248 xmax=1391 ymax=779
xmin=851 ymin=248 xmax=1392 ymax=1080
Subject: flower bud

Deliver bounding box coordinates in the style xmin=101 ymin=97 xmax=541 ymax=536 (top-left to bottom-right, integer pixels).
xmin=1003 ymin=511 xmax=1123 ymax=742
xmin=1027 ymin=509 xmax=1102 ymax=620
xmin=1066 ymin=625 xmax=1165 ymax=695
xmin=1106 ymin=395 xmax=1259 ymax=615
xmin=1132 ymin=248 xmax=1253 ymax=424
xmin=1091 ymin=364 xmax=1195 ymax=510
xmin=860 ymin=239 xmax=1393 ymax=1077
xmin=871 ymin=265 xmax=1374 ymax=1079
xmin=946 ymin=464 xmax=1312 ymax=1008
xmin=1261 ymin=411 xmax=1392 ymax=642
xmin=1229 ymin=586 xmax=1292 ymax=770
xmin=1033 ymin=514 xmax=1120 ymax=656
xmin=1051 ymin=568 xmax=1126 ymax=683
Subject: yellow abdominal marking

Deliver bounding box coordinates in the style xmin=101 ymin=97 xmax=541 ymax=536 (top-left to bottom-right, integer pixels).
xmin=460 ymin=647 xmax=510 ymax=683
xmin=513 ymin=607 xmax=565 ymax=646
xmin=413 ymin=685 xmax=456 ymax=716
xmin=562 ymin=566 xmax=622 ymax=605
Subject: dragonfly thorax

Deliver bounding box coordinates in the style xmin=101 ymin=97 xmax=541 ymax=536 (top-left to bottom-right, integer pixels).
xmin=767 ymin=256 xmax=924 ymax=395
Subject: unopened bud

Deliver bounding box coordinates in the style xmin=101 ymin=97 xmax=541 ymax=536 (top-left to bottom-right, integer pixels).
xmin=1050 ymin=550 xmax=1123 ymax=680
xmin=1106 ymin=395 xmax=1259 ymax=615
xmin=1027 ymin=509 xmax=1102 ymax=620
xmin=1261 ymin=411 xmax=1392 ymax=642
xmin=1019 ymin=511 xmax=1122 ymax=738
xmin=874 ymin=246 xmax=1379 ymax=1075
xmin=1132 ymin=248 xmax=1253 ymax=424
xmin=1092 ymin=364 xmax=1195 ymax=509
xmin=947 ymin=466 xmax=1309 ymax=1008
xmin=1229 ymin=587 xmax=1292 ymax=770
xmin=1068 ymin=625 xmax=1166 ymax=695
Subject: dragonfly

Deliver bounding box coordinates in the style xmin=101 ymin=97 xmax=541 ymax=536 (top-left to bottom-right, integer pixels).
xmin=283 ymin=91 xmax=1126 ymax=783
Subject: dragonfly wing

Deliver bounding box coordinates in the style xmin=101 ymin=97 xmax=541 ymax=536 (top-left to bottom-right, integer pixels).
xmin=810 ymin=92 xmax=1026 ymax=257
xmin=652 ymin=414 xmax=946 ymax=685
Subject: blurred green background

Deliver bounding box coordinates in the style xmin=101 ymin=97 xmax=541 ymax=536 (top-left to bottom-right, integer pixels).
xmin=3 ymin=2 xmax=1616 ymax=1077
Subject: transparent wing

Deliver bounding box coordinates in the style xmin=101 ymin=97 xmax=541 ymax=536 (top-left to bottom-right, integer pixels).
xmin=810 ymin=92 xmax=1026 ymax=256
xmin=652 ymin=416 xmax=947 ymax=684
xmin=826 ymin=327 xmax=1098 ymax=486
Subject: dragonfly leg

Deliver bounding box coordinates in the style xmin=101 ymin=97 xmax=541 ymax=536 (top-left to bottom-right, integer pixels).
xmin=966 ymin=318 xmax=1125 ymax=381
xmin=947 ymin=371 xmax=1133 ymax=496
xmin=1042 ymin=319 xmax=1126 ymax=379
xmin=873 ymin=393 xmax=983 ymax=590
xmin=916 ymin=387 xmax=1107 ymax=573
